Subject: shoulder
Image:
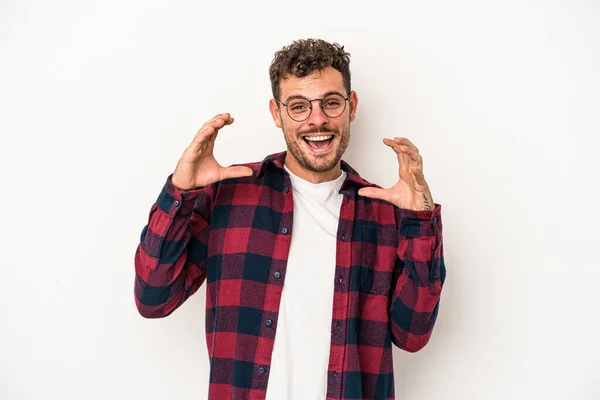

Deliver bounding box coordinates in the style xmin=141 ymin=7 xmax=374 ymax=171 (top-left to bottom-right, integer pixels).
xmin=234 ymin=151 xmax=285 ymax=172
xmin=214 ymin=151 xmax=287 ymax=188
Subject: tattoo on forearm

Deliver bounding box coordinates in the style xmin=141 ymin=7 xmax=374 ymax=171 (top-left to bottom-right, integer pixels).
xmin=423 ymin=194 xmax=432 ymax=211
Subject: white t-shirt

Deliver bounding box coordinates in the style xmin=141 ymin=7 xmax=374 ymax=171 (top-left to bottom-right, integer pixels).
xmin=265 ymin=166 xmax=346 ymax=400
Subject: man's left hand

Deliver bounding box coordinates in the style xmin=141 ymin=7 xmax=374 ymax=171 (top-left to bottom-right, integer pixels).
xmin=358 ymin=137 xmax=435 ymax=211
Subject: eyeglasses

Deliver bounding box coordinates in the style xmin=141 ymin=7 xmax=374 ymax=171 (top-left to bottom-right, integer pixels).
xmin=274 ymin=93 xmax=349 ymax=122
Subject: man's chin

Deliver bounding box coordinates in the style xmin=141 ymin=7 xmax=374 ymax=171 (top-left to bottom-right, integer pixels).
xmin=301 ymin=154 xmax=339 ymax=173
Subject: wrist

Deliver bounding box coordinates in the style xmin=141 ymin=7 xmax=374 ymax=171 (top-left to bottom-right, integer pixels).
xmin=393 ymin=189 xmax=434 ymax=211
xmin=422 ymin=190 xmax=434 ymax=211
xmin=171 ymin=176 xmax=193 ymax=192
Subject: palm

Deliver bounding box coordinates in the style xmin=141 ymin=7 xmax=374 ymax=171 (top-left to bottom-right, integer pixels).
xmin=358 ymin=137 xmax=430 ymax=211
xmin=172 ymin=114 xmax=253 ymax=190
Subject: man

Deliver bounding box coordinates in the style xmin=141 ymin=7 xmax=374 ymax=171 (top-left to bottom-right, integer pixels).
xmin=134 ymin=38 xmax=446 ymax=400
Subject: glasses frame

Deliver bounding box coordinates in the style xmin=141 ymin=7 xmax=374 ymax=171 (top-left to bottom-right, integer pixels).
xmin=274 ymin=93 xmax=350 ymax=122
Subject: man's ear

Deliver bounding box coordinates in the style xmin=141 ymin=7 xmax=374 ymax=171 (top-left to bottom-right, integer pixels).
xmin=269 ymin=99 xmax=282 ymax=128
xmin=349 ymin=90 xmax=359 ymax=122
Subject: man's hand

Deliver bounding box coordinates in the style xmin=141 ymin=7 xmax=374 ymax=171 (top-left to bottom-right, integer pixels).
xmin=358 ymin=137 xmax=434 ymax=211
xmin=171 ymin=113 xmax=253 ymax=191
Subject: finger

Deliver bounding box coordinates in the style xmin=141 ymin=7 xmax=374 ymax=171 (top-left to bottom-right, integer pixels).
xmin=400 ymin=146 xmax=422 ymax=164
xmin=185 ymin=139 xmax=204 ymax=154
xmin=357 ymin=187 xmax=392 ymax=202
xmin=383 ymin=139 xmax=422 ymax=163
xmin=220 ymin=166 xmax=254 ymax=180
xmin=197 ymin=114 xmax=229 ymax=135
xmin=399 ymin=147 xmax=423 ymax=179
xmin=383 ymin=138 xmax=414 ymax=154
xmin=191 ymin=124 xmax=217 ymax=146
xmin=207 ymin=114 xmax=234 ymax=127
xmin=203 ymin=113 xmax=233 ymax=131
xmin=383 ymin=139 xmax=404 ymax=159
xmin=393 ymin=137 xmax=419 ymax=153
xmin=411 ymin=166 xmax=427 ymax=186
xmin=383 ymin=137 xmax=396 ymax=148
xmin=206 ymin=113 xmax=232 ymax=125
xmin=382 ymin=139 xmax=408 ymax=173
xmin=393 ymin=141 xmax=423 ymax=166
xmin=192 ymin=114 xmax=234 ymax=145
xmin=383 ymin=140 xmax=418 ymax=164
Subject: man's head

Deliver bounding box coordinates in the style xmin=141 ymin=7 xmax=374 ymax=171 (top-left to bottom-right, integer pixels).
xmin=268 ymin=39 xmax=358 ymax=182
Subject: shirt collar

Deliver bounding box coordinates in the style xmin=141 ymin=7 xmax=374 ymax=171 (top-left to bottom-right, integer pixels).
xmin=256 ymin=151 xmax=377 ymax=190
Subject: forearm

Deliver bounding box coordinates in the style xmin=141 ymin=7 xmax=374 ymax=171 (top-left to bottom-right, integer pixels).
xmin=134 ymin=175 xmax=210 ymax=318
xmin=389 ymin=204 xmax=445 ymax=351
xmin=422 ymin=186 xmax=434 ymax=211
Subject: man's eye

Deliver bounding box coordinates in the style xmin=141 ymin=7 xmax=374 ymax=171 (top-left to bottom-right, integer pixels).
xmin=290 ymin=103 xmax=308 ymax=111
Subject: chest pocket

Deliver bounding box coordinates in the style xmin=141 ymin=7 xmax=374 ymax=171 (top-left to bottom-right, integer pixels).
xmin=358 ymin=226 xmax=399 ymax=295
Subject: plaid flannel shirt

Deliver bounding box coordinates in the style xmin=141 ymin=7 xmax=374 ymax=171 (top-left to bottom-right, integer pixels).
xmin=134 ymin=151 xmax=446 ymax=400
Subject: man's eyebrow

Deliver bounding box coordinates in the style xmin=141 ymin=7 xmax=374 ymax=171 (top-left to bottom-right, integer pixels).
xmin=322 ymin=90 xmax=346 ymax=98
xmin=284 ymin=91 xmax=347 ymax=103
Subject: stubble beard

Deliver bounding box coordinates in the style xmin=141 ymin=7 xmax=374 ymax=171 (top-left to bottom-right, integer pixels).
xmin=282 ymin=125 xmax=351 ymax=173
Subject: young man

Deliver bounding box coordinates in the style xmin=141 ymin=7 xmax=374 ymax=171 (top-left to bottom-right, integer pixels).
xmin=134 ymin=38 xmax=446 ymax=400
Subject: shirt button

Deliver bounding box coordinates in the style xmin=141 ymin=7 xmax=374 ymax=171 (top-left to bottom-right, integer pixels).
xmin=258 ymin=367 xmax=266 ymax=374
xmin=173 ymin=200 xmax=180 ymax=207
xmin=285 ymin=186 xmax=290 ymax=193
xmin=281 ymin=227 xmax=288 ymax=234
xmin=433 ymin=217 xmax=438 ymax=223
xmin=341 ymin=233 xmax=346 ymax=240
xmin=273 ymin=271 xmax=281 ymax=279
xmin=338 ymin=277 xmax=343 ymax=284
xmin=336 ymin=321 xmax=342 ymax=330
xmin=265 ymin=319 xmax=273 ymax=327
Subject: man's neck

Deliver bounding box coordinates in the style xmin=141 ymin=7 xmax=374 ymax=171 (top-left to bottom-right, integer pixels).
xmin=284 ymin=154 xmax=342 ymax=184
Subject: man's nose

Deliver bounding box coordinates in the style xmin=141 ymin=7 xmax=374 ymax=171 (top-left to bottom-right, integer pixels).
xmin=306 ymin=100 xmax=328 ymax=127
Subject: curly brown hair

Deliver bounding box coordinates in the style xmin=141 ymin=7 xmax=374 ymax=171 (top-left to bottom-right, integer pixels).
xmin=269 ymin=38 xmax=351 ymax=100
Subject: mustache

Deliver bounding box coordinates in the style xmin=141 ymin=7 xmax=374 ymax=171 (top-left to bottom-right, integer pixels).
xmin=298 ymin=127 xmax=338 ymax=136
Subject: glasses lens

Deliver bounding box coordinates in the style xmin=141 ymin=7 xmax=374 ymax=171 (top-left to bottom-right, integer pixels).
xmin=322 ymin=94 xmax=346 ymax=118
xmin=287 ymin=99 xmax=311 ymax=121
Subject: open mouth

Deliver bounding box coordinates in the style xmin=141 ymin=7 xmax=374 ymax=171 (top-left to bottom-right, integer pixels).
xmin=302 ymin=135 xmax=334 ymax=152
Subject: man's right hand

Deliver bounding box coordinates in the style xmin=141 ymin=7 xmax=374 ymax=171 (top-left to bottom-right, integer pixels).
xmin=171 ymin=113 xmax=254 ymax=191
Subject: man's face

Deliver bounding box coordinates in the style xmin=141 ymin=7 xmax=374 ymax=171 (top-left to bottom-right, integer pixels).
xmin=269 ymin=66 xmax=358 ymax=174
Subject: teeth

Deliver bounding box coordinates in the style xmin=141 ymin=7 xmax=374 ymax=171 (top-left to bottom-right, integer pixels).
xmin=304 ymin=135 xmax=333 ymax=141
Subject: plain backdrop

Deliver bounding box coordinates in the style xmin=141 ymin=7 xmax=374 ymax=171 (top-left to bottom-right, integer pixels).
xmin=1 ymin=0 xmax=599 ymax=399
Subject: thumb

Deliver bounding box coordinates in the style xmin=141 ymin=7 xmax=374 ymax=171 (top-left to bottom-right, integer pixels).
xmin=358 ymin=187 xmax=390 ymax=202
xmin=221 ymin=166 xmax=254 ymax=180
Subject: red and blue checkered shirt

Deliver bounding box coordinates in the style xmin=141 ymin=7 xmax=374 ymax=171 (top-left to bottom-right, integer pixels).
xmin=134 ymin=151 xmax=446 ymax=400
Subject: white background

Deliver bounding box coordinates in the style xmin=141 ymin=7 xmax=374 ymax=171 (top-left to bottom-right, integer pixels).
xmin=1 ymin=1 xmax=599 ymax=399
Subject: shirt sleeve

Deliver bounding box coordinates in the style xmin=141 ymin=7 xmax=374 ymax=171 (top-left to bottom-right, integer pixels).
xmin=389 ymin=204 xmax=446 ymax=352
xmin=134 ymin=175 xmax=214 ymax=318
